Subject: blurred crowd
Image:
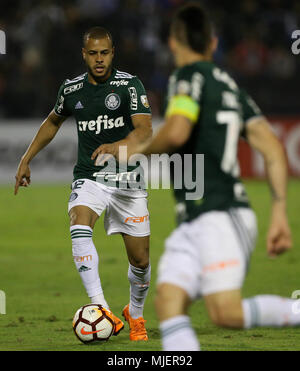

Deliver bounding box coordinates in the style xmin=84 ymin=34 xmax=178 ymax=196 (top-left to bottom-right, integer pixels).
xmin=0 ymin=0 xmax=299 ymax=118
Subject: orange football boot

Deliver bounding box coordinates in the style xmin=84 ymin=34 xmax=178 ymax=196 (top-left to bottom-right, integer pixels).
xmin=122 ymin=304 xmax=148 ymax=341
xmin=101 ymin=307 xmax=124 ymax=336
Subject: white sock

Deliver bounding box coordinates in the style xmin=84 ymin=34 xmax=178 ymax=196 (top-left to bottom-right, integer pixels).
xmin=128 ymin=263 xmax=151 ymax=319
xmin=70 ymin=225 xmax=109 ymax=309
xmin=242 ymin=295 xmax=300 ymax=328
xmin=90 ymin=294 xmax=110 ymax=310
xmin=160 ymin=315 xmax=200 ymax=351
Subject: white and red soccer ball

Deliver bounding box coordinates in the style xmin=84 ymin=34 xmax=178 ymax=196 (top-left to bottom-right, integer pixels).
xmin=72 ymin=304 xmax=115 ymax=343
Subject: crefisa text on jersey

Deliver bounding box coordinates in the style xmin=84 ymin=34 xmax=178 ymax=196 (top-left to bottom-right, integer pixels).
xmin=106 ymin=354 xmax=193 ymax=368
xmin=78 ymin=115 xmax=124 ymax=134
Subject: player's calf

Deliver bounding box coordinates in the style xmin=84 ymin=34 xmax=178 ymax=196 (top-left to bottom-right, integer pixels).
xmin=155 ymin=283 xmax=191 ymax=321
xmin=155 ymin=283 xmax=200 ymax=351
xmin=204 ymin=289 xmax=244 ymax=328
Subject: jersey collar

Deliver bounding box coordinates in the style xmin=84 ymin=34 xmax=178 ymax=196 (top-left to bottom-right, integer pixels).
xmin=84 ymin=68 xmax=117 ymax=87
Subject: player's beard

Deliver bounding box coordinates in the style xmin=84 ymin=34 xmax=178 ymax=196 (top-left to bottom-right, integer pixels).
xmin=88 ymin=62 xmax=112 ymax=83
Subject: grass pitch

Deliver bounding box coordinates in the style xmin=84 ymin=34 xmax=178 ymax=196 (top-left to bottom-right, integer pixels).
xmin=0 ymin=180 xmax=300 ymax=351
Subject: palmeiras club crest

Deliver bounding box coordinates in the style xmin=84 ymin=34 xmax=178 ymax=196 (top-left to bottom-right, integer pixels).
xmin=105 ymin=93 xmax=121 ymax=110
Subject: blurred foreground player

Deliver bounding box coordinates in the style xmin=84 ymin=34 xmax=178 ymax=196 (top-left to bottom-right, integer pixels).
xmin=121 ymin=3 xmax=298 ymax=350
xmin=14 ymin=27 xmax=152 ymax=341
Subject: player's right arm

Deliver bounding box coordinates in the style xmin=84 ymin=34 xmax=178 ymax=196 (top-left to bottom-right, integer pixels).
xmin=14 ymin=110 xmax=66 ymax=195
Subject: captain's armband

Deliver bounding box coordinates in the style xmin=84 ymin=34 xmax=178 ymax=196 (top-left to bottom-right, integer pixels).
xmin=165 ymin=95 xmax=200 ymax=124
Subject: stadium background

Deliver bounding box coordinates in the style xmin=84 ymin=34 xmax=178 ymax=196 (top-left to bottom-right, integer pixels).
xmin=1 ymin=0 xmax=300 ymax=351
xmin=1 ymin=0 xmax=300 ymax=180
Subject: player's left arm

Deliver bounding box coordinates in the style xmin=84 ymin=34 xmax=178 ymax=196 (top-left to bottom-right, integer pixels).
xmin=240 ymin=89 xmax=292 ymax=257
xmin=246 ymin=117 xmax=292 ymax=257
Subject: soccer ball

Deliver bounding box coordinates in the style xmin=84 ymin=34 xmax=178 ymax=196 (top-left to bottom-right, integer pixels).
xmin=72 ymin=304 xmax=115 ymax=343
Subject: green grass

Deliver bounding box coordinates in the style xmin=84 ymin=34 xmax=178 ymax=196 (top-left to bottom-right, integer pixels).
xmin=0 ymin=180 xmax=300 ymax=351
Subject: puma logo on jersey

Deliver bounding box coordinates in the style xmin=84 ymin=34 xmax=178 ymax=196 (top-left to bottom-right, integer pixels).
xmin=78 ymin=115 xmax=124 ymax=134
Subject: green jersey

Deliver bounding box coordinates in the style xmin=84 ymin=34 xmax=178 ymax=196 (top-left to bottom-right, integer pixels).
xmin=54 ymin=68 xmax=151 ymax=188
xmin=165 ymin=61 xmax=263 ymax=224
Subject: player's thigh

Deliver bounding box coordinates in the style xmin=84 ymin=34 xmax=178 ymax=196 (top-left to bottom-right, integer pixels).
xmin=156 ymin=224 xmax=201 ymax=301
xmin=122 ymin=233 xmax=149 ymax=269
xmin=104 ymin=189 xmax=150 ymax=237
xmin=203 ymin=289 xmax=244 ymax=328
xmin=157 ymin=208 xmax=256 ymax=301
xmin=68 ymin=179 xmax=108 ymax=227
xmin=69 ymin=205 xmax=99 ymax=229
xmin=188 ymin=208 xmax=257 ymax=297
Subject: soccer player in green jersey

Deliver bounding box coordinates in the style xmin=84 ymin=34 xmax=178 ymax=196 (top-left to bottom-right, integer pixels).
xmin=116 ymin=3 xmax=299 ymax=350
xmin=14 ymin=27 xmax=152 ymax=341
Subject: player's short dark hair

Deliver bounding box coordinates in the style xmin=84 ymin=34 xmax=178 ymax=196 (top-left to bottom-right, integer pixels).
xmin=83 ymin=26 xmax=114 ymax=47
xmin=170 ymin=2 xmax=212 ymax=54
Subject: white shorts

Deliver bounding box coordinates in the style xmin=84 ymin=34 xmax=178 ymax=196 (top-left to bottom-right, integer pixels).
xmin=68 ymin=178 xmax=150 ymax=237
xmin=157 ymin=208 xmax=257 ymax=299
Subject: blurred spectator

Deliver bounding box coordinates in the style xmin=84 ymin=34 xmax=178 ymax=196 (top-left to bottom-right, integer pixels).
xmin=229 ymin=31 xmax=269 ymax=77
xmin=268 ymin=44 xmax=296 ymax=79
xmin=0 ymin=0 xmax=299 ymax=118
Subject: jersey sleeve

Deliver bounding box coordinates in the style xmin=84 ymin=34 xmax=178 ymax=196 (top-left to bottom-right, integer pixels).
xmin=165 ymin=69 xmax=204 ymax=124
xmin=128 ymin=77 xmax=151 ymax=116
xmin=239 ymin=89 xmax=264 ymax=138
xmin=53 ymin=81 xmax=71 ymax=117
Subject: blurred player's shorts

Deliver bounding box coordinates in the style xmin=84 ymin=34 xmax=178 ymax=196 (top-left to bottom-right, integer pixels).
xmin=157 ymin=208 xmax=257 ymax=299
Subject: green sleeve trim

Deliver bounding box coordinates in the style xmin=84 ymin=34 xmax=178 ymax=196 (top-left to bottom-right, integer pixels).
xmin=165 ymin=95 xmax=200 ymax=123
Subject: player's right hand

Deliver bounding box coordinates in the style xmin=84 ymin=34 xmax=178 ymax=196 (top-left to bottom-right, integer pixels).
xmin=14 ymin=161 xmax=31 ymax=195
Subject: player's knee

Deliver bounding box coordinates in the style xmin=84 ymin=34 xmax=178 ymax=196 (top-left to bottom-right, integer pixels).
xmin=69 ymin=206 xmax=98 ymax=228
xmin=210 ymin=307 xmax=232 ymax=327
xmin=128 ymin=249 xmax=149 ymax=269
xmin=69 ymin=208 xmax=86 ymax=226
xmin=69 ymin=209 xmax=78 ymax=226
xmin=130 ymin=258 xmax=149 ymax=270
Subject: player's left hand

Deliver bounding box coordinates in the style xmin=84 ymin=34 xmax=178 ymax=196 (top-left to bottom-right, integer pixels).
xmin=267 ymin=210 xmax=292 ymax=258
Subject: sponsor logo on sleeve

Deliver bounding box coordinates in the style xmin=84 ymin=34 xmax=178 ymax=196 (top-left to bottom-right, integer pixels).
xmin=128 ymin=87 xmax=138 ymax=110
xmin=140 ymin=95 xmax=150 ymax=108
xmin=64 ymin=82 xmax=83 ymax=95
xmin=56 ymin=95 xmax=65 ymax=114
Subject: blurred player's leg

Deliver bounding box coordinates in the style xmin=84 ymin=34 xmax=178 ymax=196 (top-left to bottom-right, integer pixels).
xmin=205 ymin=291 xmax=300 ymax=328
xmin=242 ymin=295 xmax=300 ymax=328
xmin=156 ymin=283 xmax=200 ymax=351
xmin=204 ymin=290 xmax=244 ymax=328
